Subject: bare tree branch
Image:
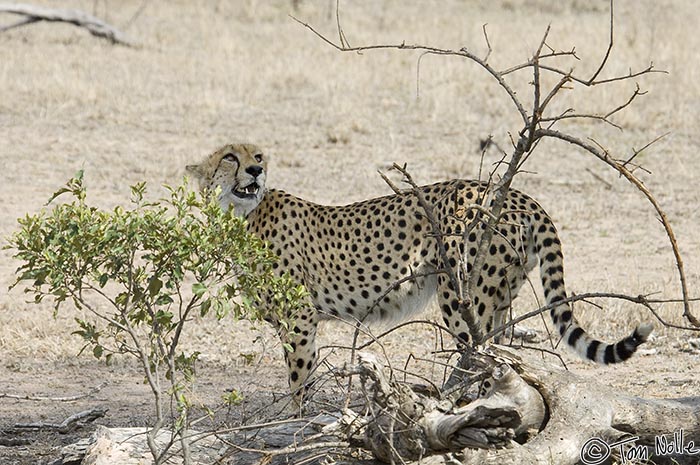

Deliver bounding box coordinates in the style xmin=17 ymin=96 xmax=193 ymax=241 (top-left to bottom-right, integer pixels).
xmin=386 ymin=163 xmax=482 ymax=340
xmin=536 ymin=128 xmax=696 ymax=326
xmin=14 ymin=407 xmax=107 ymax=434
xmin=289 ymin=14 xmax=530 ymax=126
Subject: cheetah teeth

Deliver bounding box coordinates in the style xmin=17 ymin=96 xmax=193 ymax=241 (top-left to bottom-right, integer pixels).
xmin=233 ymin=182 xmax=260 ymax=197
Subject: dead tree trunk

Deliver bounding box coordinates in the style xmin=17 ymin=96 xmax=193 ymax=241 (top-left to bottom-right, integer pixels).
xmin=337 ymin=348 xmax=700 ymax=465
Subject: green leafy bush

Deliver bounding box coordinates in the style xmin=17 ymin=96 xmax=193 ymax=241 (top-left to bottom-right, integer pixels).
xmin=7 ymin=171 xmax=306 ymax=463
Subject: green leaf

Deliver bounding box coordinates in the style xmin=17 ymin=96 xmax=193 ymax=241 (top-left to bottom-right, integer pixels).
xmin=46 ymin=170 xmax=84 ymax=204
xmin=147 ymin=277 xmax=163 ymax=297
xmin=155 ymin=294 xmax=174 ymax=306
xmin=155 ymin=310 xmax=173 ymax=327
xmin=222 ymin=389 xmax=244 ymax=406
xmin=199 ymin=299 xmax=211 ymax=317
xmin=130 ymin=182 xmax=147 ymax=203
xmin=115 ymin=292 xmax=129 ymax=307
xmin=192 ymin=282 xmax=207 ymax=298
xmin=45 ymin=188 xmax=71 ymax=206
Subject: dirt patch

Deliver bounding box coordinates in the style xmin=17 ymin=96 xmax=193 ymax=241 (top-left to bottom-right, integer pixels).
xmin=1 ymin=1 xmax=699 ymax=463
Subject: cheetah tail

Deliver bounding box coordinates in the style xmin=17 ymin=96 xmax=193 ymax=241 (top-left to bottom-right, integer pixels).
xmin=557 ymin=314 xmax=653 ymax=364
xmin=536 ymin=226 xmax=653 ymax=363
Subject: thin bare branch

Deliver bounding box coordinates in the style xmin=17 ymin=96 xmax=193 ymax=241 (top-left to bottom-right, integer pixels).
xmin=415 ymin=51 xmax=431 ymax=99
xmin=605 ymin=83 xmax=646 ymax=119
xmin=587 ymin=0 xmax=615 ymax=83
xmin=224 ymin=438 xmax=349 ymax=458
xmin=389 ymin=163 xmax=481 ymax=339
xmin=481 ymin=23 xmax=492 ymax=62
xmin=502 ymin=61 xmax=664 ymax=86
xmin=541 ymin=111 xmax=623 ymax=130
xmin=122 ymin=0 xmax=150 ymax=31
xmin=499 ymin=49 xmax=577 ymax=76
xmin=539 ymin=82 xmax=645 ymax=131
xmin=334 ymin=0 xmax=350 ymax=49
xmin=531 ymin=27 xmax=546 ymax=128
xmin=622 ymin=131 xmax=670 ymax=169
xmin=537 ymin=72 xmax=573 ymax=118
xmin=355 ymin=319 xmax=458 ymax=352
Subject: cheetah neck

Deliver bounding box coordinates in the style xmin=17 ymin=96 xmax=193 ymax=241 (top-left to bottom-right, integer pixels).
xmin=236 ymin=188 xmax=269 ymax=218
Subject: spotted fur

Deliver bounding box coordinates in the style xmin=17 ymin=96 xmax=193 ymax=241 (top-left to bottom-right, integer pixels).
xmin=187 ymin=143 xmax=652 ymax=401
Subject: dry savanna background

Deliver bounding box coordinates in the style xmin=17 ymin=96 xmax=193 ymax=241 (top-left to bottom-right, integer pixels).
xmin=1 ymin=0 xmax=699 ymax=463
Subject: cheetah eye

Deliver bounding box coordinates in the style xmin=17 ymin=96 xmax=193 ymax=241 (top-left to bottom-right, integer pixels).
xmin=254 ymin=153 xmax=263 ymax=163
xmin=222 ymin=153 xmax=237 ymax=163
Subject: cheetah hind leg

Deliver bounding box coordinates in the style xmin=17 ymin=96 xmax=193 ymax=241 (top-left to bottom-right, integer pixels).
xmin=501 ymin=322 xmax=540 ymax=343
xmin=492 ymin=306 xmax=539 ymax=344
xmin=489 ymin=280 xmax=539 ymax=344
xmin=493 ymin=308 xmax=541 ymax=344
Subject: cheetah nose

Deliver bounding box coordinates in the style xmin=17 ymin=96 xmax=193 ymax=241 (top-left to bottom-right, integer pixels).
xmin=246 ymin=165 xmax=263 ymax=178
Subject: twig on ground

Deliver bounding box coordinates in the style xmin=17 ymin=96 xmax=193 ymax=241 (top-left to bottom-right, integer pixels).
xmin=121 ymin=0 xmax=149 ymax=31
xmin=0 ymin=382 xmax=107 ymax=402
xmin=0 ymin=437 xmax=32 ymax=446
xmin=585 ymin=168 xmax=613 ymax=189
xmin=14 ymin=407 xmax=107 ymax=433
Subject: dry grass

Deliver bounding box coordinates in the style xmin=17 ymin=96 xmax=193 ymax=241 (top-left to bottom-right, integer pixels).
xmin=0 ymin=0 xmax=698 ymax=391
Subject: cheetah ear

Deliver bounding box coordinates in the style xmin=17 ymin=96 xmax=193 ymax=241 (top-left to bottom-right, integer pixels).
xmin=185 ymin=163 xmax=206 ymax=179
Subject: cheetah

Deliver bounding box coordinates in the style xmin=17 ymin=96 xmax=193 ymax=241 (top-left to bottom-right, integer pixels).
xmin=186 ymin=143 xmax=652 ymax=401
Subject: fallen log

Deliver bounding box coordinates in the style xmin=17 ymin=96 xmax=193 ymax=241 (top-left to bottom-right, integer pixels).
xmin=0 ymin=3 xmax=133 ymax=45
xmin=339 ymin=347 xmax=700 ymax=465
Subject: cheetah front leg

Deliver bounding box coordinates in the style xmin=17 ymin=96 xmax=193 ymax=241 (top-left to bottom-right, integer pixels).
xmin=277 ymin=310 xmax=319 ymax=406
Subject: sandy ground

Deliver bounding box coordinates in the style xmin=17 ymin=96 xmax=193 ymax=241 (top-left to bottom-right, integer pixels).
xmin=1 ymin=1 xmax=699 ymax=463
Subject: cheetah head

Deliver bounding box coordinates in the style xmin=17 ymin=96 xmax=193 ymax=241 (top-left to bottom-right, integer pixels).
xmin=186 ymin=143 xmax=267 ymax=217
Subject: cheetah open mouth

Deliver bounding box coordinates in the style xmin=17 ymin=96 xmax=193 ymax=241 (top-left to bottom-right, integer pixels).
xmin=233 ymin=182 xmax=260 ymax=199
